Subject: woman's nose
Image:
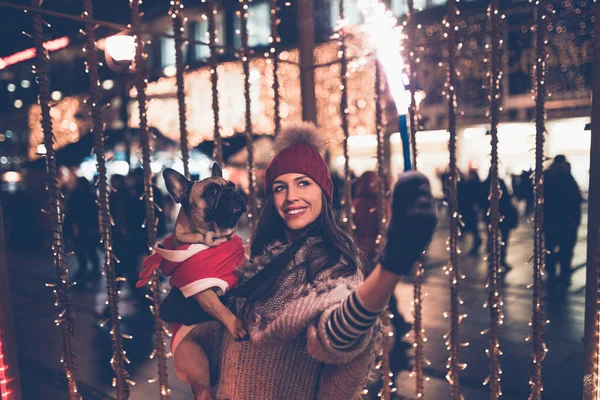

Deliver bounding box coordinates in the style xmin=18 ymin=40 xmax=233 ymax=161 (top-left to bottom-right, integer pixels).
xmin=286 ymin=186 xmax=299 ymax=201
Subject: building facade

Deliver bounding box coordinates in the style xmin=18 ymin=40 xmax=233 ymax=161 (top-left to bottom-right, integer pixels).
xmin=0 ymin=0 xmax=593 ymax=195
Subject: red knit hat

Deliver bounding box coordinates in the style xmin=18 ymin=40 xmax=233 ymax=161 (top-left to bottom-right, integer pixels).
xmin=265 ymin=123 xmax=334 ymax=203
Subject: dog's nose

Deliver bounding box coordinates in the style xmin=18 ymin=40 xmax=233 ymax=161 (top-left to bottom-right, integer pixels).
xmin=232 ymin=204 xmax=247 ymax=213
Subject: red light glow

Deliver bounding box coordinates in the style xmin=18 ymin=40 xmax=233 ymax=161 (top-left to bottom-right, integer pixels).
xmin=0 ymin=36 xmax=70 ymax=71
xmin=0 ymin=330 xmax=10 ymax=399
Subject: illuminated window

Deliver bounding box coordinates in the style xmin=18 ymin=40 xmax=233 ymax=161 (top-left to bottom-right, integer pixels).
xmin=161 ymin=29 xmax=188 ymax=68
xmin=161 ymin=34 xmax=176 ymax=68
xmin=194 ymin=13 xmax=226 ymax=60
xmin=391 ymin=0 xmax=459 ymax=15
xmin=330 ymin=0 xmax=361 ymax=29
xmin=234 ymin=2 xmax=271 ymax=48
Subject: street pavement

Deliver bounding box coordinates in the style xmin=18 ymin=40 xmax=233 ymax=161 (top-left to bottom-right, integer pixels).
xmin=6 ymin=207 xmax=588 ymax=399
xmin=392 ymin=207 xmax=587 ymax=400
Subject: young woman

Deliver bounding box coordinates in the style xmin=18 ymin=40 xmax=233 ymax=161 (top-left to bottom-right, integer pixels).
xmin=211 ymin=123 xmax=437 ymax=399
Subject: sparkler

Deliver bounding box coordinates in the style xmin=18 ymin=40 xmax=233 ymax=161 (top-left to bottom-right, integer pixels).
xmin=358 ymin=0 xmax=412 ymax=171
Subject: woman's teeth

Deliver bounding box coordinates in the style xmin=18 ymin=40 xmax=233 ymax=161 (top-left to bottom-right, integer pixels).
xmin=287 ymin=208 xmax=306 ymax=215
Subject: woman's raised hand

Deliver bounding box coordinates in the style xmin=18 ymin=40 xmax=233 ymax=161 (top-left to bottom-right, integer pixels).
xmin=379 ymin=171 xmax=437 ymax=276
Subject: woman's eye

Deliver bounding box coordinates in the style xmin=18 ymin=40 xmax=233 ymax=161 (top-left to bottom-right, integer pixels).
xmin=273 ymin=185 xmax=284 ymax=193
xmin=298 ymin=180 xmax=311 ymax=187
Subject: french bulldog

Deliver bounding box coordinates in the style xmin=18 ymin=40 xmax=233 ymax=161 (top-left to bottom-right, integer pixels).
xmin=160 ymin=163 xmax=248 ymax=400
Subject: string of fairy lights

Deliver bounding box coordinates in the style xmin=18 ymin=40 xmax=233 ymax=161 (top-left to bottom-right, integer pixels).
xmin=590 ymin=4 xmax=600 ymax=400
xmin=131 ymin=1 xmax=171 ymax=398
xmin=406 ymin=0 xmax=419 ymax=171
xmin=337 ymin=0 xmax=355 ymax=237
xmin=32 ymin=1 xmax=81 ymax=398
xmin=484 ymin=0 xmax=505 ymax=397
xmin=239 ymin=0 xmax=258 ymax=236
xmin=405 ymin=1 xmax=428 ymax=398
xmin=1 ymin=0 xmax=595 ymax=398
xmin=529 ymin=0 xmax=549 ymax=398
xmin=443 ymin=0 xmax=467 ymax=398
xmin=170 ymin=0 xmax=190 ymax=179
xmin=374 ymin=58 xmax=396 ymax=400
xmin=334 ymin=0 xmax=354 ymax=235
xmin=269 ymin=0 xmax=281 ymax=137
xmin=207 ymin=0 xmax=224 ymax=166
xmin=84 ymin=0 xmax=132 ymax=398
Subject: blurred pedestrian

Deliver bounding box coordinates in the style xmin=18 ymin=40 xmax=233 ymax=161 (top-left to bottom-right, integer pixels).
xmin=544 ymin=155 xmax=583 ymax=283
xmin=64 ymin=177 xmax=100 ymax=287
xmin=330 ymin=170 xmax=345 ymax=218
xmin=353 ymin=171 xmax=382 ymax=266
xmin=99 ymin=170 xmax=149 ymax=317
xmin=109 ymin=174 xmax=130 ymax=274
xmin=520 ymin=169 xmax=535 ymax=216
xmin=481 ymin=172 xmax=518 ymax=269
xmin=458 ymin=169 xmax=483 ymax=255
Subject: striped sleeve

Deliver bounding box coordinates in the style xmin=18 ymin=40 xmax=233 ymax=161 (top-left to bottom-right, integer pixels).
xmin=325 ymin=290 xmax=381 ymax=350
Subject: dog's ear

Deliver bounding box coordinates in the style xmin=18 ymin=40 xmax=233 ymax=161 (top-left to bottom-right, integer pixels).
xmin=211 ymin=162 xmax=223 ymax=178
xmin=163 ymin=168 xmax=191 ymax=204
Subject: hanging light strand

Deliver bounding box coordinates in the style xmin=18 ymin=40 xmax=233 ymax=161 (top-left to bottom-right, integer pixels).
xmin=375 ymin=60 xmax=393 ymax=400
xmin=83 ymin=1 xmax=131 ymax=397
xmin=170 ymin=0 xmax=190 ymax=178
xmin=269 ymin=0 xmax=281 ymax=136
xmin=411 ymin=259 xmax=427 ymax=398
xmin=530 ymin=0 xmax=548 ymax=398
xmin=208 ymin=0 xmax=224 ymax=166
xmin=484 ymin=0 xmax=504 ymax=397
xmin=583 ymin=3 xmax=600 ymax=399
xmin=338 ymin=0 xmax=354 ymax=237
xmin=444 ymin=0 xmax=464 ymax=398
xmin=33 ymin=1 xmax=80 ymax=397
xmin=131 ymin=1 xmax=170 ymax=397
xmin=406 ymin=1 xmax=426 ymax=397
xmin=240 ymin=0 xmax=258 ymax=234
xmin=374 ymin=59 xmax=388 ymax=271
xmin=407 ymin=0 xmax=419 ymax=170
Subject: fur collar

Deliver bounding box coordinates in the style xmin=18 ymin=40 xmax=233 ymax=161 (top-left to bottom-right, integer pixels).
xmin=235 ymin=240 xmax=287 ymax=286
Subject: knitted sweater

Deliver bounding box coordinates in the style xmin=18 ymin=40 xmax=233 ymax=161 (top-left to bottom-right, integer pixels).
xmin=213 ymin=237 xmax=381 ymax=400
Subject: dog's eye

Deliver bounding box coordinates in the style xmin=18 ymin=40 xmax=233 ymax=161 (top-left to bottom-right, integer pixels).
xmin=210 ymin=187 xmax=218 ymax=195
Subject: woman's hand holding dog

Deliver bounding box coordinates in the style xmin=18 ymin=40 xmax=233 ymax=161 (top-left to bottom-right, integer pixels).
xmin=193 ymin=290 xmax=249 ymax=342
xmin=224 ymin=315 xmax=248 ymax=342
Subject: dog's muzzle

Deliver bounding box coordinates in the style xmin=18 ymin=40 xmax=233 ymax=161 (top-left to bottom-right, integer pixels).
xmin=211 ymin=188 xmax=247 ymax=229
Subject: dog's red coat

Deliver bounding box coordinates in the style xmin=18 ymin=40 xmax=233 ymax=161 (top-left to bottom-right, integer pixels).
xmin=136 ymin=235 xmax=246 ymax=293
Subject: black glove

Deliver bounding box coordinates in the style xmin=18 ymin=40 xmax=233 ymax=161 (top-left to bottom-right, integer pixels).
xmin=379 ymin=171 xmax=437 ymax=275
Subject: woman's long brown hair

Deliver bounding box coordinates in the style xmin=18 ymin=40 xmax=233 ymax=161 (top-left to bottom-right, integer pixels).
xmin=232 ymin=192 xmax=362 ymax=323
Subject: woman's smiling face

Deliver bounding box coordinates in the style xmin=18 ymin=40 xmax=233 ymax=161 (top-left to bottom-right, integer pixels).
xmin=271 ymin=173 xmax=323 ymax=231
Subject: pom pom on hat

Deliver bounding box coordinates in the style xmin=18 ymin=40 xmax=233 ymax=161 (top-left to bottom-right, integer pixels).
xmin=265 ymin=122 xmax=333 ymax=203
xmin=274 ymin=122 xmax=329 ymax=155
